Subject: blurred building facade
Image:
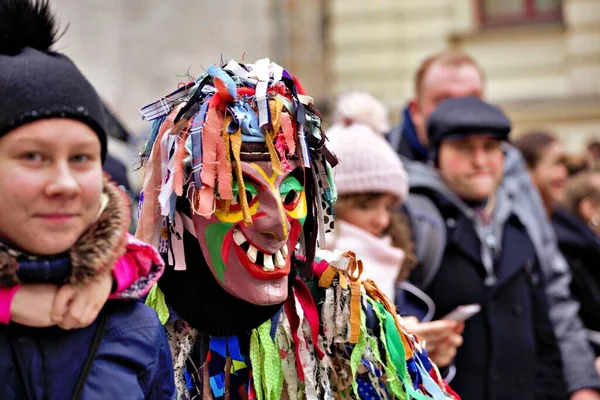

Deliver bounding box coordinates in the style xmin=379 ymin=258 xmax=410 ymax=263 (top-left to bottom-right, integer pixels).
xmin=329 ymin=0 xmax=600 ymax=151
xmin=51 ymin=0 xmax=598 ymax=152
xmin=50 ymin=0 xmax=328 ymax=188
xmin=51 ymin=0 xmax=328 ymax=133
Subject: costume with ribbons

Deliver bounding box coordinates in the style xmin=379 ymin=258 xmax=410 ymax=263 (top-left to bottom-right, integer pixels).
xmin=136 ymin=59 xmax=459 ymax=400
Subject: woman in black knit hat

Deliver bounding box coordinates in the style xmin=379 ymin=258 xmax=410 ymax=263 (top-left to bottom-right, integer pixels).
xmin=0 ymin=1 xmax=174 ymax=398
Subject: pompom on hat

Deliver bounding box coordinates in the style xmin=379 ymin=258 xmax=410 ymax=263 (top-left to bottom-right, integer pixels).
xmin=326 ymin=92 xmax=408 ymax=204
xmin=0 ymin=0 xmax=108 ymax=160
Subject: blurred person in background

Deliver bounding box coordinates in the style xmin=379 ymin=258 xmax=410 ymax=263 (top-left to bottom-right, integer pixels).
xmin=552 ymin=171 xmax=600 ymax=370
xmin=408 ymin=96 xmax=566 ymax=400
xmin=565 ymin=152 xmax=591 ymax=177
xmin=103 ymin=104 xmax=134 ymax=196
xmin=513 ymin=131 xmax=568 ymax=216
xmin=390 ymin=49 xmax=600 ymax=399
xmin=587 ymin=140 xmax=600 ymax=170
xmin=325 ymin=92 xmax=464 ymax=369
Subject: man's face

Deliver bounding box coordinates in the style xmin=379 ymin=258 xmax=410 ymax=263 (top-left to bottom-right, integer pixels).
xmin=531 ymin=141 xmax=568 ymax=206
xmin=410 ymin=63 xmax=484 ymax=146
xmin=438 ymin=135 xmax=504 ymax=202
xmin=192 ymin=160 xmax=306 ymax=306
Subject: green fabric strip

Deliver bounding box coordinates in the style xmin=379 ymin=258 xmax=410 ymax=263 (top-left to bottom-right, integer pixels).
xmin=367 ymin=298 xmax=406 ymax=399
xmin=250 ymin=319 xmax=284 ymax=400
xmin=250 ymin=329 xmax=263 ymax=400
xmin=257 ymin=320 xmax=284 ymax=400
xmin=374 ymin=300 xmax=431 ymax=400
xmin=144 ymin=284 xmax=169 ymax=325
xmin=349 ymin=307 xmax=368 ymax=398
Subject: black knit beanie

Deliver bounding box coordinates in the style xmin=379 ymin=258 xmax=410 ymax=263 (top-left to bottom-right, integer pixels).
xmin=427 ymin=96 xmax=511 ymax=164
xmin=0 ymin=0 xmax=107 ymax=161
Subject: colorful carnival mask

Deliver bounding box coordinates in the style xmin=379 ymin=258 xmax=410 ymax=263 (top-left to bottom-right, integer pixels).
xmin=136 ymin=59 xmax=337 ymax=305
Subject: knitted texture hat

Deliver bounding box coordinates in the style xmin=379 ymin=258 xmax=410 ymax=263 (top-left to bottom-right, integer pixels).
xmin=0 ymin=0 xmax=107 ymax=160
xmin=326 ymin=92 xmax=408 ymax=203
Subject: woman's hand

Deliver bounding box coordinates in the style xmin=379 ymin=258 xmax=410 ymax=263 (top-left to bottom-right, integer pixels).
xmin=10 ymin=284 xmax=60 ymax=327
xmin=403 ymin=316 xmax=464 ymax=367
xmin=51 ymin=272 xmax=113 ymax=330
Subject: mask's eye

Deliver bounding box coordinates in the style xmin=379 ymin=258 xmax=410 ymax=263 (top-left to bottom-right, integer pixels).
xmin=280 ymin=175 xmax=304 ymax=211
xmin=222 ymin=180 xmax=258 ymax=212
xmin=231 ymin=190 xmax=256 ymax=206
xmin=283 ymin=190 xmax=300 ymax=206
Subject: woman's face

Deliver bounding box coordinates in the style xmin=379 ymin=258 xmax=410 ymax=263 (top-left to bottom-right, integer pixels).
xmin=335 ymin=193 xmax=398 ymax=237
xmin=0 ymin=119 xmax=103 ymax=255
xmin=532 ymin=141 xmax=568 ymax=207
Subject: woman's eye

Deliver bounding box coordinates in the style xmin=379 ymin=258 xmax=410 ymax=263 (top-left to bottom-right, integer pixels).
xmin=71 ymin=154 xmax=90 ymax=163
xmin=22 ymin=152 xmax=43 ymax=162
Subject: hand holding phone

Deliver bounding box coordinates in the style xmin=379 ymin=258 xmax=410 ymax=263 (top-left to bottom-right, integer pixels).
xmin=442 ymin=304 xmax=481 ymax=322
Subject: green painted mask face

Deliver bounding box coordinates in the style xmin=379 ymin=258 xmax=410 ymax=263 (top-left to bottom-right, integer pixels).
xmin=192 ymin=160 xmax=306 ymax=305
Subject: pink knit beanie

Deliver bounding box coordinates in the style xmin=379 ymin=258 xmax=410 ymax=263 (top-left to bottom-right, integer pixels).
xmin=326 ymin=92 xmax=408 ymax=204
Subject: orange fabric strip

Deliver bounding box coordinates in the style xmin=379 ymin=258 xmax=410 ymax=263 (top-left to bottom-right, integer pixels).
xmin=264 ymin=127 xmax=283 ymax=176
xmin=230 ymin=128 xmax=252 ymax=226
xmin=197 ymin=103 xmax=222 ymax=215
xmin=172 ymin=117 xmax=191 ymax=197
xmin=349 ymin=280 xmax=362 ymax=344
xmin=136 ymin=105 xmax=182 ymax=243
xmin=317 ymin=265 xmax=339 ymax=289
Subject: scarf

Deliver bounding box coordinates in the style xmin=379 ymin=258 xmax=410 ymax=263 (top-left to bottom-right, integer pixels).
xmin=327 ymin=220 xmax=405 ymax=300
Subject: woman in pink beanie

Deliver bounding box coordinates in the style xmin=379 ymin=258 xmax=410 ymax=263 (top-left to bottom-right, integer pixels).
xmin=326 ymin=92 xmax=412 ymax=299
xmin=326 ymin=92 xmax=464 ymax=370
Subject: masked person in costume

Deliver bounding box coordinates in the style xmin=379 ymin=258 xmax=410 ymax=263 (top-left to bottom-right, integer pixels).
xmin=137 ymin=59 xmax=458 ymax=400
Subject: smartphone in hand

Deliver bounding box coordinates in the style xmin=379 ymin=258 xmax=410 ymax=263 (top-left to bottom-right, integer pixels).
xmin=442 ymin=304 xmax=481 ymax=322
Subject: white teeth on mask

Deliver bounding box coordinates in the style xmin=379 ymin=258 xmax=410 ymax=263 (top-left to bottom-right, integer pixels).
xmin=281 ymin=244 xmax=289 ymax=258
xmin=247 ymin=245 xmax=258 ymax=263
xmin=274 ymin=250 xmax=285 ymax=268
xmin=263 ymin=254 xmax=275 ymax=271
xmin=233 ymin=229 xmax=247 ymax=246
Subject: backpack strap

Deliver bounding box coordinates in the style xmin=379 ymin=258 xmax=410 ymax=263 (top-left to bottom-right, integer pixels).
xmin=404 ymin=193 xmax=447 ymax=291
xmin=71 ymin=308 xmax=110 ymax=400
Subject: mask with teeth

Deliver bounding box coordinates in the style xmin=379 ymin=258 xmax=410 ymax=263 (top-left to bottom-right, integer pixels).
xmin=192 ymin=159 xmax=307 ymax=305
xmin=136 ymin=58 xmax=338 ymax=315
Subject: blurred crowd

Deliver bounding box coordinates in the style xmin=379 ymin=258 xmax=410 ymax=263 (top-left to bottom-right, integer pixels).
xmin=318 ymin=51 xmax=600 ymax=400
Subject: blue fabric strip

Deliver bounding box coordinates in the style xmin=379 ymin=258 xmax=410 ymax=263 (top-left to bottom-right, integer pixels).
xmin=210 ymin=337 xmax=228 ymax=358
xmin=227 ymin=336 xmax=245 ymax=361
xmin=210 ymin=373 xmax=225 ymax=397
xmin=207 ymin=65 xmax=237 ymax=99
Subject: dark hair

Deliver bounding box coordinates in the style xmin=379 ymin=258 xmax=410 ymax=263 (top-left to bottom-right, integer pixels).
xmin=512 ymin=131 xmax=559 ymax=169
xmin=563 ymin=171 xmax=600 ymax=219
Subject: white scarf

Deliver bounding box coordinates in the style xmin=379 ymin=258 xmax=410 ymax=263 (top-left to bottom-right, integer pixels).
xmin=326 ymin=220 xmax=405 ymax=300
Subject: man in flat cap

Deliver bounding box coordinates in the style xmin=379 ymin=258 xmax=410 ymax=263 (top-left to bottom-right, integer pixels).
xmin=404 ymin=96 xmax=567 ymax=400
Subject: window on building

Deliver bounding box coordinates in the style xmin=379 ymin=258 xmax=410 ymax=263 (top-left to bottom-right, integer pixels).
xmin=479 ymin=0 xmax=562 ymax=27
